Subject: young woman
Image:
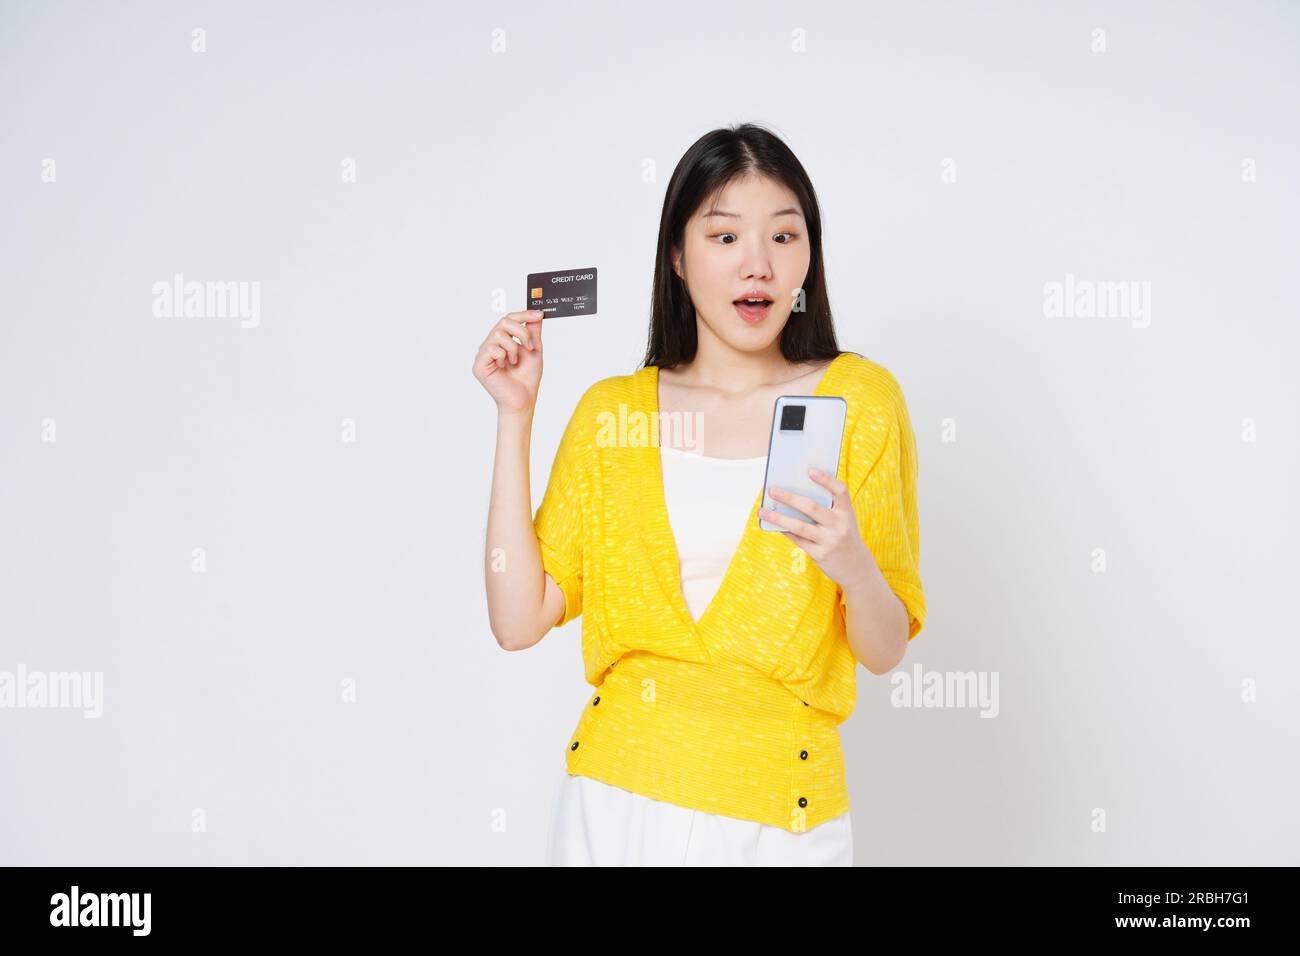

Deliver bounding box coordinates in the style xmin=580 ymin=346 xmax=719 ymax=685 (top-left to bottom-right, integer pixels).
xmin=476 ymin=123 xmax=927 ymax=866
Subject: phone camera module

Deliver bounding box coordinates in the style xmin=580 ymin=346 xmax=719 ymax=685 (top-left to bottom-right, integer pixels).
xmin=779 ymin=404 xmax=806 ymax=431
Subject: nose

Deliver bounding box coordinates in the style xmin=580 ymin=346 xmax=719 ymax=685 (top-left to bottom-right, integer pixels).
xmin=739 ymin=237 xmax=773 ymax=282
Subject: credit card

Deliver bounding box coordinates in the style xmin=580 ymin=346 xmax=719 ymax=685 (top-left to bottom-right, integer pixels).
xmin=526 ymin=267 xmax=597 ymax=318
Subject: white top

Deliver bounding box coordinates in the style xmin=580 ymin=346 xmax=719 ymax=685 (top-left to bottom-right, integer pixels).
xmin=659 ymin=445 xmax=768 ymax=622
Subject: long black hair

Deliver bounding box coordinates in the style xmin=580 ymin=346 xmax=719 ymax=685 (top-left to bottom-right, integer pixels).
xmin=641 ymin=122 xmax=842 ymax=370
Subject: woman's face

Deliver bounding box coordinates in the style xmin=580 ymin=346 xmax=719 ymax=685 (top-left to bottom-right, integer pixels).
xmin=671 ymin=172 xmax=811 ymax=352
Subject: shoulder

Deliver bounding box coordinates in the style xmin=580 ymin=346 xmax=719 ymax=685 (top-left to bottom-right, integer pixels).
xmin=555 ymin=368 xmax=647 ymax=444
xmin=832 ymin=352 xmax=910 ymax=422
xmin=833 ymin=353 xmax=916 ymax=486
xmin=571 ymin=368 xmax=644 ymax=414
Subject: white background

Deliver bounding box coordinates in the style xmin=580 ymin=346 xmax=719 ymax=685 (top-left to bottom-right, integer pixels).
xmin=1 ymin=0 xmax=1296 ymax=865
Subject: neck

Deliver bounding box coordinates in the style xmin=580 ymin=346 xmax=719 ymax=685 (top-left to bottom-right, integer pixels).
xmin=671 ymin=321 xmax=803 ymax=394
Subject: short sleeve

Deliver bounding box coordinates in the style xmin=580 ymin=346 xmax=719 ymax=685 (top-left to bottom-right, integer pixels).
xmin=840 ymin=384 xmax=926 ymax=641
xmin=533 ymin=390 xmax=589 ymax=628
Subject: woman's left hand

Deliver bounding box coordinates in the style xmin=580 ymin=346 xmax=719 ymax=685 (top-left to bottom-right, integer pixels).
xmin=758 ymin=468 xmax=875 ymax=588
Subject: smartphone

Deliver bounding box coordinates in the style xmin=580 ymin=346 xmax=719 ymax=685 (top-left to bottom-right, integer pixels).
xmin=758 ymin=395 xmax=848 ymax=531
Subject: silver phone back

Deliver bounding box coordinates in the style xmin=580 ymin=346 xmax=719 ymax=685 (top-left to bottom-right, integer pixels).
xmin=758 ymin=395 xmax=848 ymax=531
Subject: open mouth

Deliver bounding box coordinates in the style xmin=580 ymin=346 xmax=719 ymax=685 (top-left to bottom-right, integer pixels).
xmin=733 ymin=296 xmax=773 ymax=322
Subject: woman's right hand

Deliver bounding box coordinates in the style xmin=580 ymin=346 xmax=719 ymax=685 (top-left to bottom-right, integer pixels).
xmin=473 ymin=310 xmax=544 ymax=414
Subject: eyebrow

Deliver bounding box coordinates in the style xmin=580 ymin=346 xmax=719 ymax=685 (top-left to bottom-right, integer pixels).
xmin=699 ymin=207 xmax=805 ymax=221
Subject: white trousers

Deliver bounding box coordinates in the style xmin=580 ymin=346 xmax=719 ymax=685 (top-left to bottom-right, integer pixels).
xmin=545 ymin=765 xmax=853 ymax=866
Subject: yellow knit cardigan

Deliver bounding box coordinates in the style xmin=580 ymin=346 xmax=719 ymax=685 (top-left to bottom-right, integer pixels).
xmin=532 ymin=350 xmax=926 ymax=832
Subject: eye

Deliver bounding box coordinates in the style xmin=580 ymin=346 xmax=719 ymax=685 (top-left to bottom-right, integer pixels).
xmin=774 ymin=231 xmax=799 ymax=243
xmin=712 ymin=233 xmax=737 ymax=244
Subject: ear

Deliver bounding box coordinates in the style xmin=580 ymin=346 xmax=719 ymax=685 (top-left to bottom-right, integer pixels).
xmin=670 ymin=245 xmax=684 ymax=280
